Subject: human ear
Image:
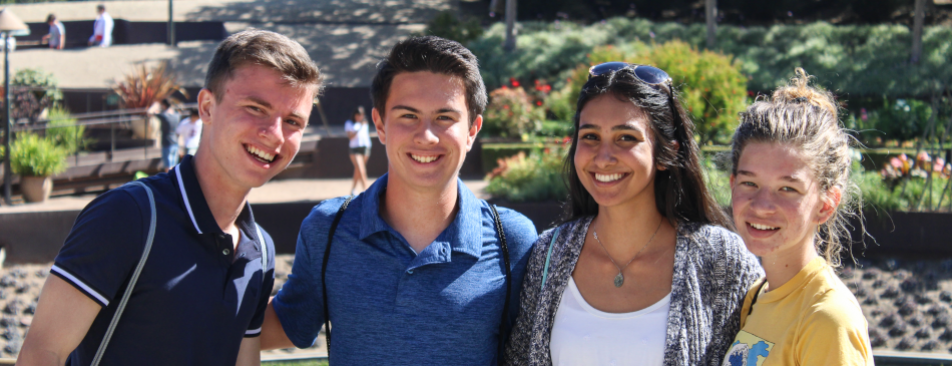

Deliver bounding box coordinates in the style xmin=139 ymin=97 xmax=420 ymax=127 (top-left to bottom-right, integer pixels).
xmin=372 ymin=108 xmax=386 ymax=145
xmin=197 ymin=89 xmax=215 ymax=125
xmin=466 ymin=114 xmax=483 ymax=152
xmin=815 ymin=186 xmax=842 ymax=224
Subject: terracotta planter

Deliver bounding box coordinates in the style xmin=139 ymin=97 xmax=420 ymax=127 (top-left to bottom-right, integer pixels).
xmin=131 ymin=115 xmax=160 ymax=143
xmin=20 ymin=176 xmax=53 ymax=203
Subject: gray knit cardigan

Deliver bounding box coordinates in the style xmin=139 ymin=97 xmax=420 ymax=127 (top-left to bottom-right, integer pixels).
xmin=503 ymin=216 xmax=763 ymax=366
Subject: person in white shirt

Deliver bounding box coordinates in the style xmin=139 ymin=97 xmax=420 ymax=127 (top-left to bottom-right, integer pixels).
xmin=344 ymin=106 xmax=371 ymax=195
xmin=88 ymin=4 xmax=113 ymax=47
xmin=176 ymin=108 xmax=203 ymax=157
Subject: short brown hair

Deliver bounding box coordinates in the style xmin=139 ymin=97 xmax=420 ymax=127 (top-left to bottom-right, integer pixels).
xmin=371 ymin=36 xmax=486 ymax=125
xmin=204 ymin=29 xmax=322 ymax=102
xmin=47 ymin=14 xmax=57 ymax=23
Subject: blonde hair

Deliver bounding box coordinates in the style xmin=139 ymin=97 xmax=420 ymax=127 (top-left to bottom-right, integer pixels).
xmin=730 ymin=68 xmax=858 ymax=268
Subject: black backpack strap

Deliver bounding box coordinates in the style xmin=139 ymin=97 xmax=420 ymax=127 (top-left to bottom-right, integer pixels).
xmin=321 ymin=196 xmax=353 ymax=358
xmin=489 ymin=204 xmax=511 ymax=359
xmin=747 ymin=278 xmax=768 ymax=316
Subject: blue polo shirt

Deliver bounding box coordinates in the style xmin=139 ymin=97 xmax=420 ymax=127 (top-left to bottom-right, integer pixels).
xmin=273 ymin=174 xmax=538 ymax=365
xmin=51 ymin=155 xmax=275 ymax=366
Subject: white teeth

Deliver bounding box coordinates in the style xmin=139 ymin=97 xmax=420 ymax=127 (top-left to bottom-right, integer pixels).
xmin=246 ymin=145 xmax=275 ymax=163
xmin=411 ymin=154 xmax=438 ymax=163
xmin=750 ymin=223 xmax=778 ymax=231
xmin=595 ymin=173 xmax=624 ymax=182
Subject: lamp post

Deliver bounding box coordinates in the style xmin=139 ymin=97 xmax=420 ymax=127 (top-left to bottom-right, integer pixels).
xmin=0 ymin=8 xmax=27 ymax=205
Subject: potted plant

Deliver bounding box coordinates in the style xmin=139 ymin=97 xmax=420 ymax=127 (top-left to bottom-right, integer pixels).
xmin=10 ymin=133 xmax=67 ymax=203
xmin=111 ymin=62 xmax=188 ymax=141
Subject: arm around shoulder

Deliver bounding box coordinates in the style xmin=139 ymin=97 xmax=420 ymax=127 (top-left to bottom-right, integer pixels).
xmin=265 ymin=200 xmax=345 ymax=350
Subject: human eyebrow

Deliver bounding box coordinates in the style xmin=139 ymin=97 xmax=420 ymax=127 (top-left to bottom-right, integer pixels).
xmin=611 ymin=124 xmax=641 ymax=132
xmin=578 ymin=123 xmax=600 ymax=130
xmin=244 ymin=96 xmax=273 ymax=110
xmin=390 ymin=105 xmax=421 ymax=114
xmin=736 ymin=170 xmax=756 ymax=177
xmin=780 ymin=175 xmax=807 ymax=184
xmin=435 ymin=108 xmax=462 ymax=115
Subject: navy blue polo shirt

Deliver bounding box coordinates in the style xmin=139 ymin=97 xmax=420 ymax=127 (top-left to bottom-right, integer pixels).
xmin=273 ymin=174 xmax=538 ymax=365
xmin=51 ymin=155 xmax=275 ymax=366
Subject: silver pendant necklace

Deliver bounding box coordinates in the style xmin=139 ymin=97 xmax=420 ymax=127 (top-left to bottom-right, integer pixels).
xmin=592 ymin=218 xmax=664 ymax=288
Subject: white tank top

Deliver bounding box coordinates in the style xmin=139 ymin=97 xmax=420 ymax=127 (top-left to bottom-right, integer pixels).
xmin=550 ymin=277 xmax=670 ymax=366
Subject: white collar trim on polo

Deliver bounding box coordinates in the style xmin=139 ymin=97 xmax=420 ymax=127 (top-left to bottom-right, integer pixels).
xmin=174 ymin=165 xmax=203 ymax=234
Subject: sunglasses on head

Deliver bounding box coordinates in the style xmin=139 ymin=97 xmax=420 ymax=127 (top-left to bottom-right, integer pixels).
xmin=588 ymin=62 xmax=672 ymax=87
xmin=587 ymin=62 xmax=686 ymax=137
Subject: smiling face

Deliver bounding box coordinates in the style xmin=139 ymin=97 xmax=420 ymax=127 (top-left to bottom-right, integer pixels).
xmin=372 ymin=71 xmax=481 ymax=193
xmin=731 ymin=142 xmax=836 ymax=261
xmin=196 ymin=64 xmax=313 ymax=192
xmin=574 ymin=93 xmax=658 ymax=210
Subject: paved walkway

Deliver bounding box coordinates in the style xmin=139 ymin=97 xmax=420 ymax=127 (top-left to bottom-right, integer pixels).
xmin=0 ymin=177 xmax=490 ymax=214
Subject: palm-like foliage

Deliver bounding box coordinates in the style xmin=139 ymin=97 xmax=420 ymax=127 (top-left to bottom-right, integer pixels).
xmin=111 ymin=62 xmax=188 ymax=109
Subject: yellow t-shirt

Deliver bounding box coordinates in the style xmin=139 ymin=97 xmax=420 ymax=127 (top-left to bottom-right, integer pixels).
xmin=722 ymin=257 xmax=873 ymax=366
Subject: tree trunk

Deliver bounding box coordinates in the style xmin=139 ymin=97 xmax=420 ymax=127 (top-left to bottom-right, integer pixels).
xmin=504 ymin=0 xmax=517 ymax=52
xmin=705 ymin=0 xmax=717 ymax=49
xmin=910 ymin=0 xmax=926 ymax=64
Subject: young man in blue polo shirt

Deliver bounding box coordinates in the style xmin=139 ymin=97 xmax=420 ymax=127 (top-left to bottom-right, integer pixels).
xmin=261 ymin=36 xmax=539 ymax=364
xmin=19 ymin=29 xmax=322 ymax=366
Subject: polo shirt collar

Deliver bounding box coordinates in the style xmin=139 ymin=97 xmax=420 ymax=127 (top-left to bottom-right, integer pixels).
xmin=357 ymin=173 xmax=483 ymax=258
xmin=172 ymin=156 xmax=257 ymax=239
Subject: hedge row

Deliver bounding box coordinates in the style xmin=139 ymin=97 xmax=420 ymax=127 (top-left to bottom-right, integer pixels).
xmin=469 ymin=18 xmax=952 ymax=99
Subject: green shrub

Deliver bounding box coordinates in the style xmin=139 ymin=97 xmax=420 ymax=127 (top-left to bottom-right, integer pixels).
xmin=483 ymin=86 xmax=544 ymax=138
xmin=45 ymin=107 xmax=89 ymax=154
xmin=13 ymin=68 xmax=62 ymax=104
xmin=485 ymin=145 xmax=568 ymax=202
xmin=421 ymin=10 xmax=483 ymax=45
xmin=481 ymin=143 xmax=538 ymax=173
xmin=471 ymin=18 xmax=952 ymax=99
xmin=701 ymin=154 xmax=732 ymax=207
xmin=10 ymin=133 xmax=68 ymax=177
xmin=558 ymin=41 xmax=747 ymax=145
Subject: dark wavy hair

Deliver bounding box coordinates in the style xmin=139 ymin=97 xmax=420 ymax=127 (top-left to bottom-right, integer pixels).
xmin=371 ymin=36 xmax=487 ymax=125
xmin=561 ymin=66 xmax=731 ymax=229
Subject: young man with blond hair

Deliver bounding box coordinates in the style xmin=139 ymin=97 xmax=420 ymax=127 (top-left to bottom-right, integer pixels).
xmin=19 ymin=29 xmax=321 ymax=366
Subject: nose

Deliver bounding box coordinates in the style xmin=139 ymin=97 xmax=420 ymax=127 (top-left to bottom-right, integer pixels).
xmin=413 ymin=118 xmax=439 ymax=146
xmin=593 ymin=140 xmax=615 ymax=168
xmin=258 ymin=117 xmax=285 ymax=146
xmin=749 ymin=188 xmax=777 ymax=214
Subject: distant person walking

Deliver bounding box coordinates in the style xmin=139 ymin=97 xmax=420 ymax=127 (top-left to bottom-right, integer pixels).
xmin=177 ymin=108 xmax=203 ymax=157
xmin=344 ymin=106 xmax=371 ymax=195
xmin=88 ymin=4 xmax=113 ymax=47
xmin=153 ymin=99 xmax=181 ymax=172
xmin=42 ymin=14 xmax=65 ymax=50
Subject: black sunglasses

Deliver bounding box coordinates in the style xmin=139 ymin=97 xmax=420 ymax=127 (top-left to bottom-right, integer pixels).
xmin=588 ymin=62 xmax=672 ymax=87
xmin=587 ymin=62 xmax=686 ymax=137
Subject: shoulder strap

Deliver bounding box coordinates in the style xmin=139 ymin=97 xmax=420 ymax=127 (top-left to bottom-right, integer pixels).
xmin=321 ymin=196 xmax=353 ymax=359
xmin=741 ymin=277 xmax=768 ymax=327
xmin=540 ymin=227 xmax=560 ymax=291
xmin=91 ymin=181 xmax=157 ymax=366
xmin=255 ymin=223 xmax=268 ymax=282
xmin=488 ymin=205 xmax=511 ymax=360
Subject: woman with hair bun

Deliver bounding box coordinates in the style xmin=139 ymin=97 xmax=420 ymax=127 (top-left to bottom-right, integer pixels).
xmin=722 ymin=68 xmax=873 ymax=366
xmin=504 ymin=62 xmax=762 ymax=366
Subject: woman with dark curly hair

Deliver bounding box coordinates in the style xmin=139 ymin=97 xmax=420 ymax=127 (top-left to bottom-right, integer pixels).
xmin=504 ymin=62 xmax=762 ymax=366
